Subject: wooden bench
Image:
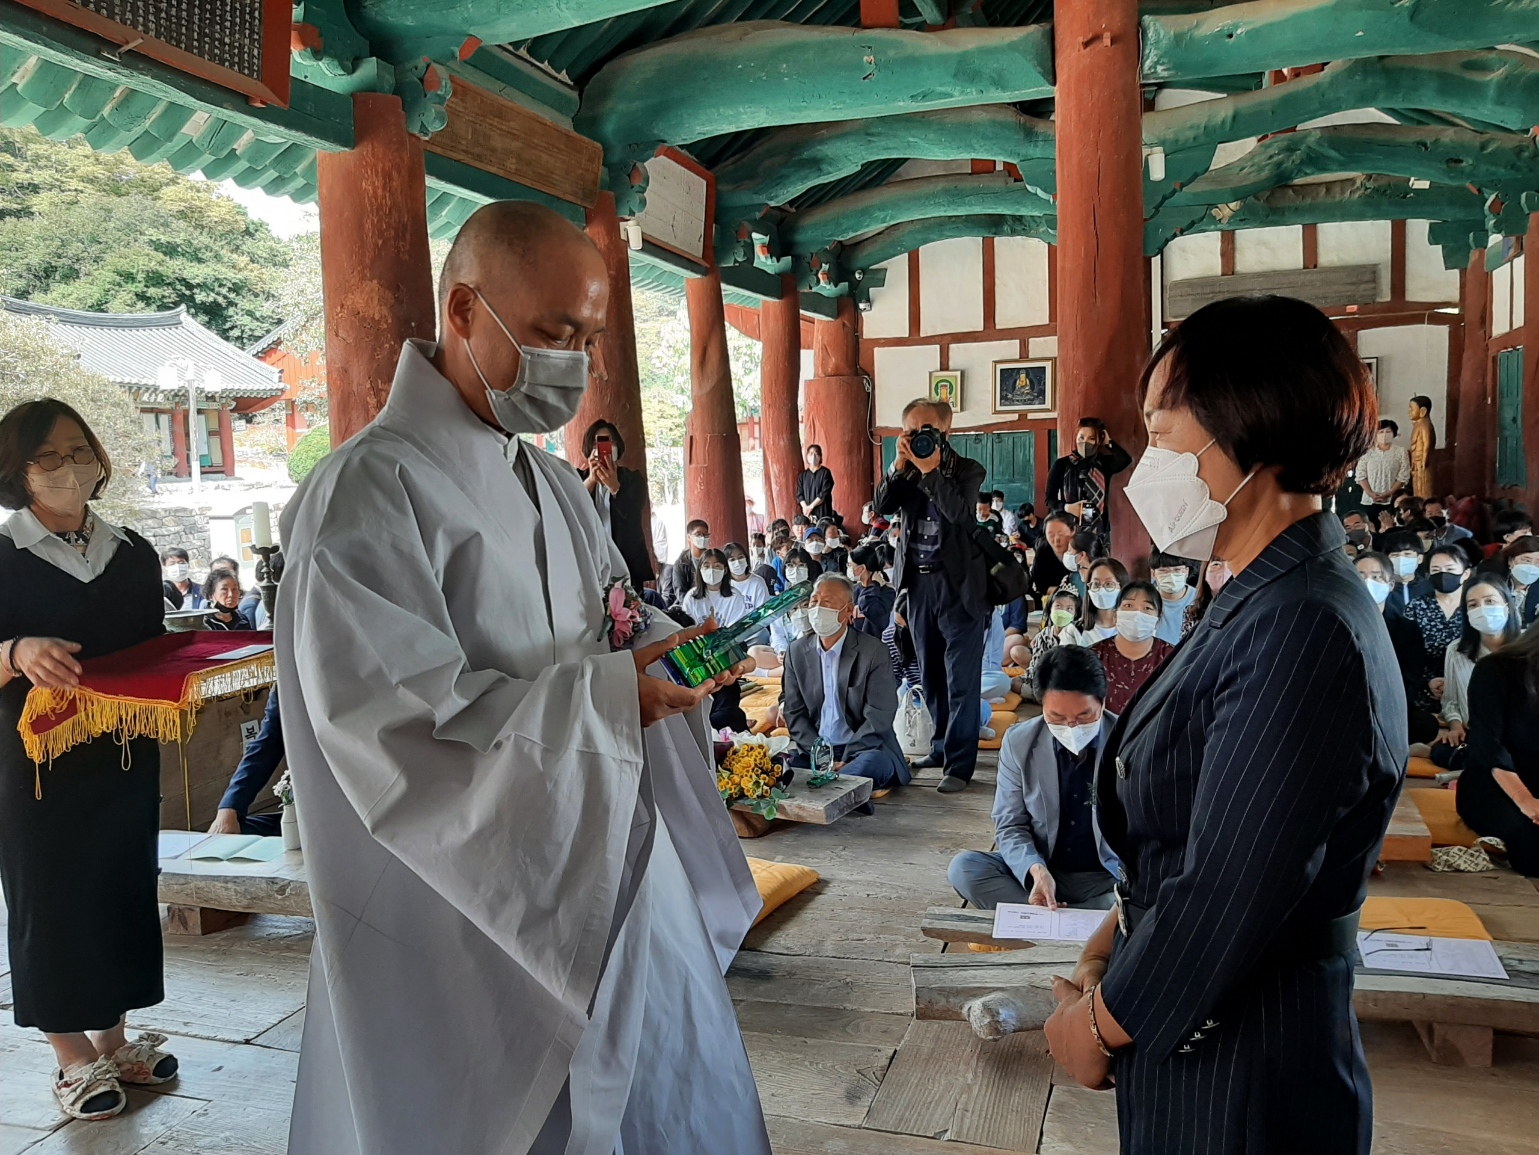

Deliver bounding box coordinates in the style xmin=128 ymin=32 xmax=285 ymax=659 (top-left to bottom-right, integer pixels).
xmin=731 ymin=773 xmax=873 ymax=837
xmin=157 ymin=831 xmax=311 ymax=934
xmin=1380 ymin=790 xmax=1433 ymax=864
xmin=914 ymin=906 xmax=1539 ymax=1066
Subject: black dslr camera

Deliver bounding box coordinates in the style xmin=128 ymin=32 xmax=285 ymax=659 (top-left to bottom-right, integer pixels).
xmin=908 ymin=424 xmax=945 ymax=460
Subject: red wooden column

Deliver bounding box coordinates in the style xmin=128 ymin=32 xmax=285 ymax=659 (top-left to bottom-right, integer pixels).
xmin=170 ymin=408 xmax=190 ymax=478
xmin=1452 ymin=253 xmax=1491 ymax=497
xmin=316 ymin=93 xmax=436 ymax=447
xmin=1525 ymin=211 xmax=1539 ymax=513
xmin=684 ymin=267 xmax=750 ymax=546
xmin=760 ymin=274 xmax=804 ymax=523
xmin=217 ymin=406 xmax=237 ymax=478
xmin=804 ymin=298 xmax=874 ymax=521
xmin=1055 ymin=0 xmax=1150 ymax=561
xmin=565 ymin=191 xmax=648 ymax=480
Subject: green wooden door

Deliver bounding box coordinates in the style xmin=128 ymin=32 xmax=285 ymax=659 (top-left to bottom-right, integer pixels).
xmin=879 ymin=431 xmax=1036 ymax=508
xmin=1496 ymin=348 xmax=1526 ymax=490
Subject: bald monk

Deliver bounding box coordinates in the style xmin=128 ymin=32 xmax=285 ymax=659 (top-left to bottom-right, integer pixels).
xmin=277 ymin=201 xmax=771 ymax=1155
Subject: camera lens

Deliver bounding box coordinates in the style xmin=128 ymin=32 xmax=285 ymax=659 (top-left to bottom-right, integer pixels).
xmin=910 ymin=430 xmax=937 ymax=458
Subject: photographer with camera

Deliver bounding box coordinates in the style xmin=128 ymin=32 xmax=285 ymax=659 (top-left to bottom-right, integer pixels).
xmin=874 ymin=399 xmax=989 ymax=794
xmin=1045 ymin=417 xmax=1131 ymax=543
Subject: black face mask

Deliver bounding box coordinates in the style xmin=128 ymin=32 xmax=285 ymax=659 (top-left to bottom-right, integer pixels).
xmin=1346 ymin=528 xmax=1370 ymax=545
xmin=1430 ymin=571 xmax=1464 ymax=595
xmin=1430 ymin=515 xmax=1447 ymax=528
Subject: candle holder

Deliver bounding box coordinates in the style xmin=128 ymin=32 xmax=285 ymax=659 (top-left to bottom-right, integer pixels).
xmin=252 ymin=544 xmax=280 ymax=621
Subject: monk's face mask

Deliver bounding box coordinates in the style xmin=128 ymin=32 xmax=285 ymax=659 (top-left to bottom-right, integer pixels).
xmin=466 ymin=288 xmax=589 ymax=435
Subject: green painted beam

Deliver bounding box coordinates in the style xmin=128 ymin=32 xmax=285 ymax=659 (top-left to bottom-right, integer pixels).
xmin=715 ymin=106 xmax=1054 ymax=210
xmin=1170 ymin=124 xmax=1539 ymax=208
xmin=577 ymin=21 xmax=1054 ymax=157
xmin=779 ymin=171 xmax=1054 ymax=252
xmin=1141 ymin=0 xmax=1539 ymax=85
xmin=1145 ymin=175 xmax=1486 ymax=253
xmin=352 ymin=0 xmax=681 ymax=61
xmin=1144 ymin=50 xmax=1539 ymax=209
xmin=844 ymin=213 xmax=1056 ymax=271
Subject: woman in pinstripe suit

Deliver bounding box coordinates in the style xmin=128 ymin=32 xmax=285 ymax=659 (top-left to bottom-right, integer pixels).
xmin=1044 ymin=297 xmax=1407 ymax=1154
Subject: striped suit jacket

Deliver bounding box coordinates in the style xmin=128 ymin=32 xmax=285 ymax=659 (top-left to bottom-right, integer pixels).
xmin=1095 ymin=512 xmax=1406 ymax=1154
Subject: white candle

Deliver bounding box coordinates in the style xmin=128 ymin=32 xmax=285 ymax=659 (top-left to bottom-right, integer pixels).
xmin=252 ymin=501 xmax=272 ymax=549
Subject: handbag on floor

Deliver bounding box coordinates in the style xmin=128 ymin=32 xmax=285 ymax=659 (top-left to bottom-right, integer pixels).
xmin=896 ymin=680 xmax=935 ymax=759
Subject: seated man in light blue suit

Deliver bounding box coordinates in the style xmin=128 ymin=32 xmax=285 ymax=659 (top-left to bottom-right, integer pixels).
xmin=783 ymin=574 xmax=911 ymax=792
xmin=948 ymin=645 xmax=1120 ymax=909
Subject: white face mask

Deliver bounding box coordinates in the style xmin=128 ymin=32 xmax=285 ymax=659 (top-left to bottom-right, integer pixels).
xmin=691 ymin=534 xmax=710 ymax=550
xmin=28 ymin=461 xmax=99 ymax=519
xmin=1363 ymin=577 xmax=1392 ymax=604
xmin=883 ymin=567 xmax=895 ymax=582
xmin=1512 ymin=563 xmax=1539 ymax=587
xmin=1125 ymin=440 xmax=1257 ymax=560
xmin=1468 ymin=604 xmax=1509 ymax=636
xmin=728 ymin=558 xmax=749 ymax=576
xmin=164 ymin=562 xmax=190 ymax=582
xmin=785 ymin=565 xmax=809 ymax=586
xmin=1047 ymin=718 xmax=1101 ymax=755
xmin=1391 ymin=554 xmax=1419 ymax=577
xmin=1154 ymin=571 xmax=1188 ymax=596
xmin=789 ymin=607 xmax=810 ymax=633
xmin=699 ymin=567 xmax=725 ymax=587
xmin=1116 ymin=609 xmax=1159 ymax=642
xmin=466 ymin=289 xmax=590 ymax=435
xmin=1062 ymin=551 xmax=1078 ymax=570
xmin=847 ymin=566 xmax=860 ymax=581
xmin=992 ymin=501 xmax=1004 ymax=511
xmin=807 ymin=541 xmax=826 ymax=555
xmin=826 ymin=536 xmax=841 ymax=549
xmin=807 ymin=605 xmax=845 ymax=638
xmin=1089 ymin=587 xmax=1120 ymax=610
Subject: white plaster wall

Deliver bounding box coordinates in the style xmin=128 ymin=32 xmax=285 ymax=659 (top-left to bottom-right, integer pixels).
xmin=873 ymin=344 xmax=941 ymax=428
xmin=1028 ymin=335 xmax=1058 ymax=359
xmin=1211 ymin=137 xmax=1258 ymax=168
xmin=919 ymin=238 xmax=985 ymax=335
xmin=889 ymin=159 xmax=973 ymax=182
xmin=798 ymin=349 xmax=812 ymax=410
xmin=1492 ymin=261 xmax=1513 ymax=337
xmin=1405 ymin=220 xmax=1461 ymax=303
xmin=1514 ymin=253 xmax=1527 ymax=331
xmin=862 ymin=255 xmax=909 ymax=339
xmin=1152 ymin=88 xmax=1225 ymax=110
xmin=1356 ymin=324 xmax=1450 ymax=441
xmin=946 ymin=340 xmax=1022 ymax=430
xmin=1318 ymin=220 xmax=1391 ymax=301
xmin=995 ymin=236 xmax=1050 ymax=329
xmin=1163 ymin=232 xmax=1222 ymax=283
xmin=1297 ymin=107 xmax=1398 ymax=129
xmin=1233 ymin=226 xmax=1303 ymax=273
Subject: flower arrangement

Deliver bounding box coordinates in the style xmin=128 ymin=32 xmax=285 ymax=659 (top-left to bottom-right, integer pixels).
xmin=603 ymin=580 xmax=649 ymax=651
xmin=272 ymin=769 xmax=294 ymax=808
xmin=717 ymin=739 xmax=788 ymax=820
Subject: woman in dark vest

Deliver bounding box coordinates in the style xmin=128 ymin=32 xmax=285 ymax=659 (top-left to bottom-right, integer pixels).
xmin=0 ymin=399 xmax=177 ymax=1121
xmin=1044 ymin=298 xmax=1404 ymax=1154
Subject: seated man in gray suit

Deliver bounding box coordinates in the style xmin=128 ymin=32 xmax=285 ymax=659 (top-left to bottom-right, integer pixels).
xmin=948 ymin=645 xmax=1120 ymax=909
xmin=783 ymin=574 xmax=911 ymax=793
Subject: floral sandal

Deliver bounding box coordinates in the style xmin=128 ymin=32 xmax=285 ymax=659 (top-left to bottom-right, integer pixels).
xmin=111 ymin=1031 xmax=179 ymax=1085
xmin=53 ymin=1057 xmax=127 ymax=1121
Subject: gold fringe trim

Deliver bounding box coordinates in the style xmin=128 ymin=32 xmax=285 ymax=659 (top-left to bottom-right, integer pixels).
xmin=20 ymin=651 xmax=275 ymax=766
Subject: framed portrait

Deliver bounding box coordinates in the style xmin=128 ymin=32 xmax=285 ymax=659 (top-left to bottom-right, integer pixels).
xmin=993 ymin=358 xmax=1055 ymax=414
xmin=928 ymin=369 xmax=963 ymax=409
xmin=1360 ymin=356 xmax=1380 ymax=388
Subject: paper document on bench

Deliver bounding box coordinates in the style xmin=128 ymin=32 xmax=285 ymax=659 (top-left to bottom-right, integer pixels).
xmin=993 ymin=904 xmax=1109 ymax=943
xmin=209 ymin=643 xmax=275 ymax=661
xmin=1356 ymin=932 xmax=1508 ymax=980
xmin=190 ymin=834 xmax=288 ymax=863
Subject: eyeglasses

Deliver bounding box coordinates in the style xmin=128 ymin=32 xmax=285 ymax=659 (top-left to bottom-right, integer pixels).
xmin=28 ymin=447 xmax=98 ymax=472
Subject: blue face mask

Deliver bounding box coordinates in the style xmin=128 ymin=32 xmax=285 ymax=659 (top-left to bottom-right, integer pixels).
xmin=465 ymin=288 xmax=590 ymax=435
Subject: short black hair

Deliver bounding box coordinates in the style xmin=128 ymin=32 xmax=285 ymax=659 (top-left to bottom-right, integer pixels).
xmin=1378 ymin=419 xmax=1400 ymax=437
xmin=1142 ymin=296 xmax=1376 ymax=496
xmin=162 ymin=548 xmax=190 ymax=563
xmin=991 ymin=490 xmax=1005 ymax=501
xmin=1495 ymin=510 xmax=1534 ymax=535
xmin=581 ymin=419 xmax=624 ymax=459
xmin=792 ymin=514 xmax=810 ymax=526
xmin=1019 ymin=501 xmax=1035 ymax=516
xmin=806 ymin=443 xmax=823 ymax=456
xmin=1035 ymin=643 xmax=1107 ymax=702
xmin=685 ymin=518 xmax=709 ymax=535
xmin=1380 ymin=530 xmax=1423 ymax=555
xmin=202 ymin=569 xmax=241 ymax=602
xmin=850 ymin=543 xmax=882 ymax=571
xmin=1403 ymin=517 xmax=1435 ymax=536
xmin=1118 ymin=578 xmax=1162 ymax=612
xmin=1410 ymin=395 xmax=1432 ymax=413
xmin=1045 ymin=511 xmax=1077 ymax=531
xmin=1077 ymin=417 xmax=1106 ymax=433
xmin=0 ymin=398 xmax=112 ymax=510
xmin=1354 ymin=550 xmax=1393 ymax=580
xmin=1341 ymin=509 xmax=1368 ymax=526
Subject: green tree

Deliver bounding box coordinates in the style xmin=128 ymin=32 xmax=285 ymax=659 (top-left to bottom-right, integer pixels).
xmin=0 ymin=127 xmax=290 ymax=347
xmin=0 ymin=311 xmax=158 ymax=525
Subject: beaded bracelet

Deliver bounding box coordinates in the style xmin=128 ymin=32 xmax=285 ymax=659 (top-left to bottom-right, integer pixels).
xmin=1086 ymin=984 xmax=1116 ymax=1058
xmin=1 ymin=636 xmax=20 ymax=679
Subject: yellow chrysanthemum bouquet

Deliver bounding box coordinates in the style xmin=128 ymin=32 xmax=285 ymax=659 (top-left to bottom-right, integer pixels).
xmin=717 ymin=737 xmax=790 ymax=820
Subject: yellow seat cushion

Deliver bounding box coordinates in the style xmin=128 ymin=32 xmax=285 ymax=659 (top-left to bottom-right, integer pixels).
xmin=1003 ymin=665 xmax=1026 ymax=678
xmin=979 ymin=714 xmax=1019 ymax=750
xmin=1407 ymin=755 xmax=1440 ymax=779
xmin=746 ymin=858 xmax=820 ymax=925
xmin=770 ymin=726 xmax=790 ymax=738
xmin=1409 ymin=788 xmax=1481 ymax=848
xmin=1360 ymin=896 xmax=1491 ymax=940
xmin=996 ymin=691 xmax=1022 ymax=713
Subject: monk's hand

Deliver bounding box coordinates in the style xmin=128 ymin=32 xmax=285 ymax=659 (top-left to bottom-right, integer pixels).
xmin=631 ymin=620 xmax=753 ymax=727
xmin=1044 ymin=987 xmax=1114 ymax=1091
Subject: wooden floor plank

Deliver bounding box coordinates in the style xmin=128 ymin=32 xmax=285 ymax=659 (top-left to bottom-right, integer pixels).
xmin=23 ymin=1090 xmax=205 ymax=1155
xmin=136 ymin=1101 xmax=290 ymax=1155
xmin=1037 ymin=1085 xmax=1119 ymax=1155
xmin=743 ymin=1033 xmax=896 ymax=1127
xmin=949 ymin=1031 xmax=1054 ymax=1151
xmin=734 ymin=1001 xmax=914 ymax=1048
xmin=728 ymin=952 xmax=913 ymax=1015
xmin=768 ymin=1115 xmax=1022 ymax=1154
xmin=250 ymin=1008 xmax=306 ymax=1053
xmin=862 ymin=1021 xmax=980 ymax=1140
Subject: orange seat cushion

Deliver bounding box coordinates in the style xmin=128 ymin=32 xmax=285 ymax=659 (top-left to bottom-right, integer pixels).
xmin=1409 ymin=788 xmax=1480 ymax=848
xmin=979 ymin=714 xmax=1019 ymax=750
xmin=746 ymin=858 xmax=819 ymax=925
xmin=1360 ymin=896 xmax=1491 ymax=940
xmin=1407 ymin=755 xmax=1440 ymax=779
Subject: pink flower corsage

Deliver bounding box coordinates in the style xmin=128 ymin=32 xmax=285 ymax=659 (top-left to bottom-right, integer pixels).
xmin=604 ymin=580 xmax=650 ymax=650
